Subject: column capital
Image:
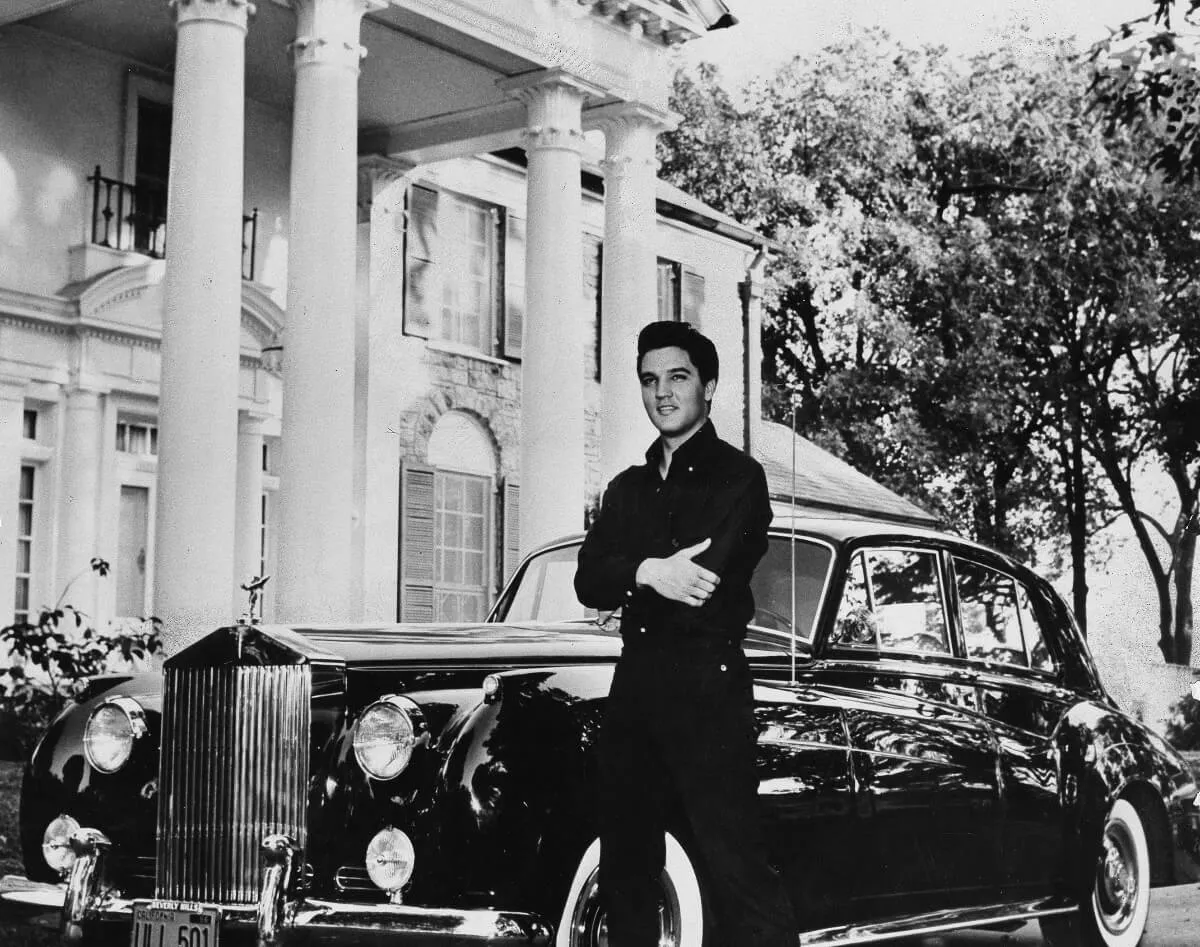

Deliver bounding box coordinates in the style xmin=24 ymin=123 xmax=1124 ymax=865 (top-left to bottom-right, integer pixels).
xmin=498 ymin=68 xmax=606 ymax=153
xmin=169 ymin=0 xmax=255 ymax=31
xmin=289 ymin=0 xmax=385 ymax=72
xmin=586 ymin=100 xmax=678 ymax=136
xmin=357 ymin=155 xmax=417 ymax=221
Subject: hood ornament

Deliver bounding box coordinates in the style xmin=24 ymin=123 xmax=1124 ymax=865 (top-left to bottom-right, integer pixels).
xmin=239 ymin=574 xmax=271 ymax=628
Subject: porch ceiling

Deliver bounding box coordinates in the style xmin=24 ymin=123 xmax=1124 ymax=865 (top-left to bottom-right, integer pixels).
xmin=22 ymin=0 xmax=539 ymax=140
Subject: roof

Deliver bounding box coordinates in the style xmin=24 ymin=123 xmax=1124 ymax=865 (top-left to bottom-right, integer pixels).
xmin=753 ymin=420 xmax=938 ymax=527
xmin=655 ymin=179 xmax=774 ymax=250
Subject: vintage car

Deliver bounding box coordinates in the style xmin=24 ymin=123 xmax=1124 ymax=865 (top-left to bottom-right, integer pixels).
xmin=1 ymin=516 xmax=1198 ymax=947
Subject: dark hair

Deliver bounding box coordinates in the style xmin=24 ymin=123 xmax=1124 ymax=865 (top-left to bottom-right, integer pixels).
xmin=636 ymin=322 xmax=719 ymax=384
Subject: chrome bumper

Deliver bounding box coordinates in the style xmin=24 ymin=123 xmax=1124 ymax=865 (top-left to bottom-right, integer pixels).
xmin=1 ymin=876 xmax=552 ymax=944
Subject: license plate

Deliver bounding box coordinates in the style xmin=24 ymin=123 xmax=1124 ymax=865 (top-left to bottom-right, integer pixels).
xmin=130 ymin=903 xmax=220 ymax=947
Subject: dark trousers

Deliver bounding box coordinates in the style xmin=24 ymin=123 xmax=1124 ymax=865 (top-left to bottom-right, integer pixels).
xmin=597 ymin=641 xmax=798 ymax=947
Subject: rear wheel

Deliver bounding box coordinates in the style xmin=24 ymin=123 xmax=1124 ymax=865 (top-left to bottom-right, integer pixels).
xmin=1040 ymin=799 xmax=1151 ymax=947
xmin=555 ymin=833 xmax=706 ymax=947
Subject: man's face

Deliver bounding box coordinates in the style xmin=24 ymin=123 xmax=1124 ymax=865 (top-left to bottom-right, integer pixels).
xmin=639 ymin=345 xmax=715 ymax=441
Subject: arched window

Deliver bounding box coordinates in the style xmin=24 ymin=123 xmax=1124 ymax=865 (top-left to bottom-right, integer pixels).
xmin=400 ymin=412 xmax=498 ymax=623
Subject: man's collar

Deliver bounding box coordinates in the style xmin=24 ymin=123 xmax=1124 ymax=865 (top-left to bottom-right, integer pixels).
xmin=644 ymin=419 xmax=719 ymax=470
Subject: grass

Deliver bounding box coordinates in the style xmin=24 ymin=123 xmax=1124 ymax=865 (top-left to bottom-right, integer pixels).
xmin=0 ymin=759 xmax=58 ymax=946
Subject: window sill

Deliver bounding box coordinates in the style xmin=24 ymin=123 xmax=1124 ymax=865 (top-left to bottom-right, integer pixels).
xmin=424 ymin=340 xmax=512 ymax=368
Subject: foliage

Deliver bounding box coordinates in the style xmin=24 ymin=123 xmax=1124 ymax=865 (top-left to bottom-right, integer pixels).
xmin=660 ymin=27 xmax=1200 ymax=662
xmin=0 ymin=761 xmax=58 ymax=946
xmin=0 ymin=559 xmax=161 ymax=759
xmin=1165 ymin=694 xmax=1200 ymax=749
xmin=1089 ymin=1 xmax=1200 ymax=182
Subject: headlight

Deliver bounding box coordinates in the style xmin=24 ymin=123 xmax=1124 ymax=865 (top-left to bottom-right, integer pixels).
xmin=42 ymin=814 xmax=80 ymax=875
xmin=353 ymin=696 xmax=422 ymax=780
xmin=365 ymin=827 xmax=415 ymax=894
xmin=83 ymin=696 xmax=147 ymax=774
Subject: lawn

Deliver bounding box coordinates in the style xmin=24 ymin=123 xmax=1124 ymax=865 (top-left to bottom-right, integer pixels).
xmin=0 ymin=759 xmax=57 ymax=946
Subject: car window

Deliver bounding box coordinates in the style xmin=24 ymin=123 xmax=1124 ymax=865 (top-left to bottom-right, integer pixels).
xmin=955 ymin=558 xmax=1027 ymax=666
xmin=954 ymin=557 xmax=1057 ymax=673
xmin=832 ymin=548 xmax=952 ymax=655
xmin=1016 ymin=582 xmax=1056 ymax=672
xmin=501 ymin=545 xmax=597 ymax=623
xmin=748 ymin=536 xmax=834 ymax=641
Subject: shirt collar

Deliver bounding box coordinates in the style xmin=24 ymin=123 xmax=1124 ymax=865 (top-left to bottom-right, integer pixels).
xmin=644 ymin=419 xmax=719 ymax=473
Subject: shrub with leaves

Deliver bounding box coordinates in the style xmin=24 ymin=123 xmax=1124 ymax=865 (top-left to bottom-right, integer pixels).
xmin=0 ymin=558 xmax=161 ymax=759
xmin=1165 ymin=693 xmax=1200 ymax=750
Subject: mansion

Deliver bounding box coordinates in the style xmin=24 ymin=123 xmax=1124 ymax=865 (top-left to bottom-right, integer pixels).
xmin=0 ymin=0 xmax=932 ymax=651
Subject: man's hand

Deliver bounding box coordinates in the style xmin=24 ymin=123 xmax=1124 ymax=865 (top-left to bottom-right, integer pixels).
xmin=636 ymin=539 xmax=720 ymax=607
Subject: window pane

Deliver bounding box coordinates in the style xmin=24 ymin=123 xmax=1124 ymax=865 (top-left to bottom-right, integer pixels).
xmin=832 ymin=552 xmax=876 ymax=646
xmin=956 ymin=558 xmax=1027 ymax=666
xmin=18 ymin=505 xmax=33 ymax=535
xmin=19 ymin=466 xmax=34 ymax=500
xmin=22 ymin=409 xmax=37 ymax=440
xmin=1017 ymin=585 xmax=1056 ymax=672
xmin=17 ymin=541 xmax=31 ymax=574
xmin=14 ymin=577 xmax=29 ymax=613
xmin=748 ymin=537 xmax=834 ymax=641
xmin=868 ymin=549 xmax=950 ymax=654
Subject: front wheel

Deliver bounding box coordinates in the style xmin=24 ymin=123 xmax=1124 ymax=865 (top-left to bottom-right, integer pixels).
xmin=1040 ymin=798 xmax=1151 ymax=947
xmin=555 ymin=833 xmax=707 ymax=947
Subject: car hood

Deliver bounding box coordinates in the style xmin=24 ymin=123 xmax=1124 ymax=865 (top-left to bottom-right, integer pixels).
xmin=168 ymin=620 xmax=625 ymax=671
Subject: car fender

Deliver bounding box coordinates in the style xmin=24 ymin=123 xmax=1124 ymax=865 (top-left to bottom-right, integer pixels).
xmin=434 ymin=665 xmax=614 ymax=919
xmin=1057 ymin=700 xmax=1194 ymax=889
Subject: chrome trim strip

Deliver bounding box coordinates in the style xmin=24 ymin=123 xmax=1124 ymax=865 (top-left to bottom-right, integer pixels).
xmin=797 ymin=896 xmax=1076 ymax=945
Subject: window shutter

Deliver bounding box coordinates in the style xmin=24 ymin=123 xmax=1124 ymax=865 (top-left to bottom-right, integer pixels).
xmin=582 ymin=234 xmax=603 ymax=381
xmin=399 ymin=462 xmax=436 ymax=622
xmin=501 ymin=477 xmax=521 ymax=583
xmin=502 ymin=212 xmax=525 ymax=361
xmin=404 ymin=185 xmax=439 ymax=339
xmin=682 ymin=267 xmax=706 ymax=325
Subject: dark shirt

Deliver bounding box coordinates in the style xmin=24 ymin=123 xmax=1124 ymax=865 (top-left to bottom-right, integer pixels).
xmin=574 ymin=421 xmax=773 ymax=646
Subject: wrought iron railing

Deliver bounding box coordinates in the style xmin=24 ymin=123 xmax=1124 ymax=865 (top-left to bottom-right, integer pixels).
xmin=87 ymin=166 xmax=259 ymax=281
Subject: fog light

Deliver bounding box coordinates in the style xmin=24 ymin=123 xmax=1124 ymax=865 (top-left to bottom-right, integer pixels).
xmin=42 ymin=814 xmax=81 ymax=876
xmin=365 ymin=828 xmax=415 ymax=894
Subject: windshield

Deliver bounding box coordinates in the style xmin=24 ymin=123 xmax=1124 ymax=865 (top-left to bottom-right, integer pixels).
xmin=492 ymin=536 xmax=834 ymax=642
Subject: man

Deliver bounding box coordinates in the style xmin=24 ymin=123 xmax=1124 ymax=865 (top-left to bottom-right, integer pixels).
xmin=574 ymin=321 xmax=797 ymax=947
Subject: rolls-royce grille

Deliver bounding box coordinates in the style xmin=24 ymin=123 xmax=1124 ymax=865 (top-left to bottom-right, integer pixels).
xmin=156 ymin=664 xmax=311 ymax=903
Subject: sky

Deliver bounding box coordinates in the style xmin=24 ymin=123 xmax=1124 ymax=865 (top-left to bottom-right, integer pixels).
xmin=683 ymin=0 xmax=1151 ymax=90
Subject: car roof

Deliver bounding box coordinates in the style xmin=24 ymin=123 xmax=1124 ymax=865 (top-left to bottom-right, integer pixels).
xmin=531 ymin=516 xmax=1035 ymax=582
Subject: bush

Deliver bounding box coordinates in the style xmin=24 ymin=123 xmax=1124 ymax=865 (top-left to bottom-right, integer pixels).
xmin=1165 ymin=693 xmax=1200 ymax=751
xmin=0 ymin=558 xmax=161 ymax=760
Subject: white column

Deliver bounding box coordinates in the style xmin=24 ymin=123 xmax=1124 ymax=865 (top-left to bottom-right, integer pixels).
xmin=0 ymin=379 xmax=25 ymax=620
xmin=155 ymin=0 xmax=250 ymax=652
xmin=357 ymin=156 xmax=415 ymax=621
xmin=55 ymin=388 xmax=104 ymax=616
xmin=276 ymin=0 xmax=381 ymax=621
xmin=591 ymin=103 xmax=675 ymax=483
xmin=499 ymin=69 xmax=603 ymax=553
xmin=233 ymin=412 xmax=265 ymax=618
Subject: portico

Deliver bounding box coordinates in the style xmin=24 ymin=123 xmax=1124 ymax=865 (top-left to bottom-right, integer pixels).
xmin=0 ymin=0 xmax=739 ymax=648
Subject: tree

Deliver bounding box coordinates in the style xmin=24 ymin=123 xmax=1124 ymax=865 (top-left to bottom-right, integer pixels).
xmin=661 ymin=29 xmax=1200 ymax=660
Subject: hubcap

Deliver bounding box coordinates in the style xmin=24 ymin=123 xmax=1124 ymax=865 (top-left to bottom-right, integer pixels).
xmin=569 ymin=868 xmax=682 ymax=947
xmin=1095 ymin=819 xmax=1139 ymax=935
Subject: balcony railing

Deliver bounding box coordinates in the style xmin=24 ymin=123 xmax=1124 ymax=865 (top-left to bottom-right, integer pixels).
xmin=88 ymin=166 xmax=259 ymax=281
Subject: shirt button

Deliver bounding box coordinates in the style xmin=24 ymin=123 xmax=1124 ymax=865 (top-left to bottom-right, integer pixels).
xmin=639 ymin=627 xmax=646 ymax=634
xmin=688 ymin=466 xmax=694 ymax=473
xmin=625 ymin=590 xmax=633 ymax=598
xmin=671 ymin=538 xmax=680 ymax=549
xmin=719 ymin=664 xmax=727 ymax=672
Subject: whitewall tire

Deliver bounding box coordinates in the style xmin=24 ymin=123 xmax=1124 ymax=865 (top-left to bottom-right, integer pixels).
xmin=555 ymin=832 xmax=706 ymax=947
xmin=1041 ymin=798 xmax=1152 ymax=947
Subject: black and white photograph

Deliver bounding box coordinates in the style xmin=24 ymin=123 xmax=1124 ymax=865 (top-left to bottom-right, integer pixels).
xmin=1 ymin=1 xmax=1199 ymax=945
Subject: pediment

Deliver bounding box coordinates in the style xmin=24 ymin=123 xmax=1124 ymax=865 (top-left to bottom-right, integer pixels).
xmin=73 ymin=261 xmax=284 ymax=356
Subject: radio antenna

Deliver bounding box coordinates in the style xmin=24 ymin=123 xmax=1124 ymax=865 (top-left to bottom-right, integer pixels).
xmin=790 ymin=396 xmax=798 ymax=686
